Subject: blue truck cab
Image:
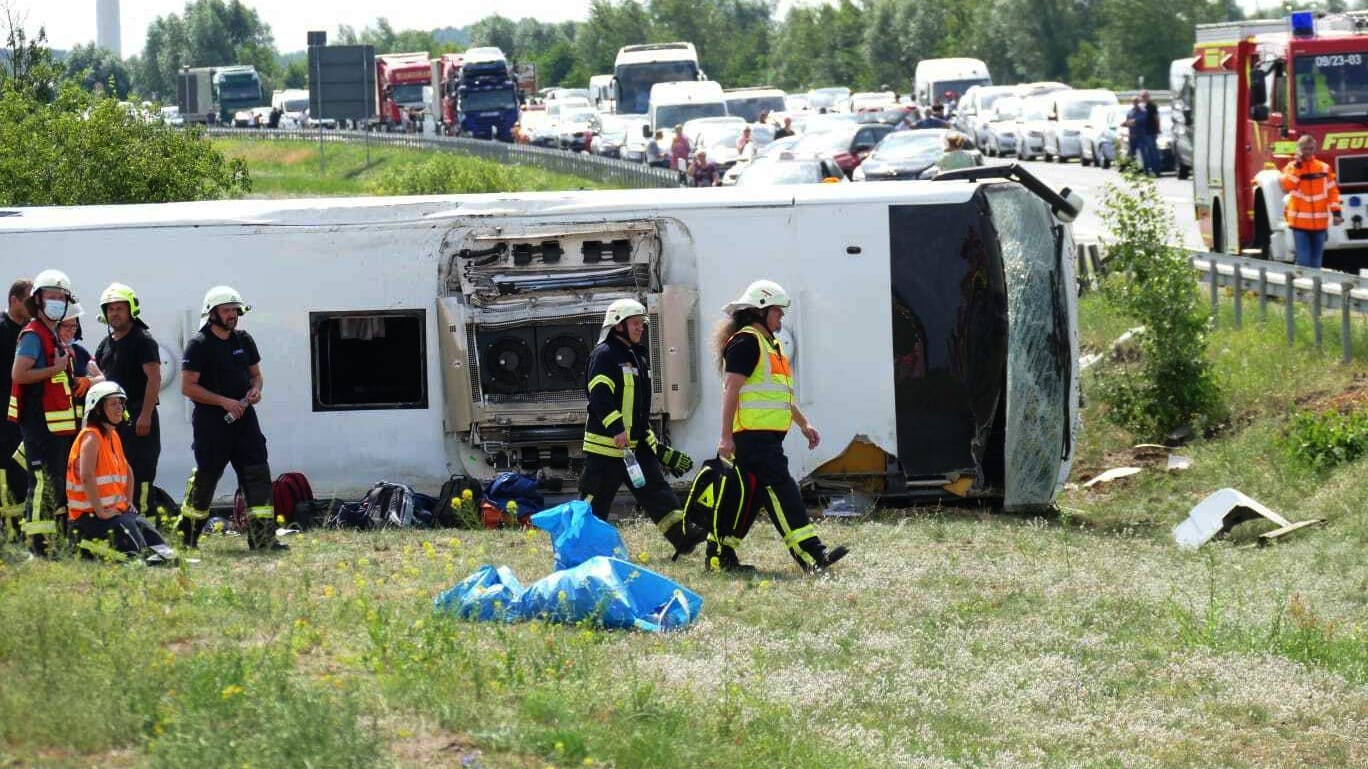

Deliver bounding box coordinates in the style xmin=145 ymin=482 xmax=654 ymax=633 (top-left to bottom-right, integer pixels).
xmin=458 ymin=47 xmax=519 ymax=142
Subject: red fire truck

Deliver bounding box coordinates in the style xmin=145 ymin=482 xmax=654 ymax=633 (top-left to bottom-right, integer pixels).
xmin=1192 ymin=12 xmax=1368 ymax=267
xmin=376 ymin=52 xmax=431 ymax=130
xmin=434 ymin=53 xmax=464 ymax=134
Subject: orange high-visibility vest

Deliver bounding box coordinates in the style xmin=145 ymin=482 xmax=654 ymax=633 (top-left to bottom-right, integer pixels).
xmin=65 ymin=426 xmax=131 ymax=519
xmin=1281 ymin=157 xmax=1341 ymax=231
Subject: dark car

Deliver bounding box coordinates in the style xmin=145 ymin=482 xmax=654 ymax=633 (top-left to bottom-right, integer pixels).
xmin=853 ymin=129 xmax=981 ymax=181
xmin=789 ymin=123 xmax=895 ymax=177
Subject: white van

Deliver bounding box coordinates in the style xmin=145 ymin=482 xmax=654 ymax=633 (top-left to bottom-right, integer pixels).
xmin=271 ymin=88 xmax=311 ymax=127
xmin=647 ymin=80 xmax=727 ymax=136
xmin=723 ymin=87 xmax=787 ymax=122
xmin=914 ymin=58 xmax=991 ymax=108
xmin=589 ymin=74 xmax=615 ymax=111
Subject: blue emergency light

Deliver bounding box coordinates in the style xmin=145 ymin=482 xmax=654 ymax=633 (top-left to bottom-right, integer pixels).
xmin=1291 ymin=11 xmax=1315 ymax=37
xmin=1351 ymin=196 xmax=1362 ymax=209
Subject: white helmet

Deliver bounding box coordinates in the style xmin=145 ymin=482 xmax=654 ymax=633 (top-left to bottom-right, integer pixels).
xmin=201 ymin=285 xmax=250 ymax=318
xmin=722 ymin=279 xmax=791 ymax=316
xmin=84 ymin=381 xmax=127 ymax=424
xmin=31 ymin=269 xmax=74 ymax=297
xmin=598 ymin=298 xmax=648 ymax=343
xmin=64 ymin=302 xmax=85 ymax=320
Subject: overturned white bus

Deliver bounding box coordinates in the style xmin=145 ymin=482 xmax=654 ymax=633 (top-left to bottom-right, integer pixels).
xmin=1 ymin=171 xmax=1080 ymax=510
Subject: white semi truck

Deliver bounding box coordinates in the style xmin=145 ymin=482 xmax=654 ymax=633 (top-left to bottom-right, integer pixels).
xmin=1 ymin=174 xmax=1080 ymax=510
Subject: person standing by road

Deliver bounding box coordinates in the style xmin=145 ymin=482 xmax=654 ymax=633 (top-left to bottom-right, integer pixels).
xmin=1138 ymin=91 xmax=1162 ymax=176
xmin=579 ymin=299 xmax=708 ymax=559
xmin=646 ymin=129 xmax=667 ymax=168
xmin=670 ymin=125 xmax=691 ymax=173
xmin=773 ymin=117 xmax=795 ymax=140
xmin=95 ymin=283 xmax=163 ymax=522
xmin=175 ymin=285 xmax=284 ymax=552
xmin=1282 ymin=133 xmax=1343 ymax=269
xmin=0 ymin=279 xmax=32 ymax=540
xmin=715 ymin=280 xmax=849 ymax=574
xmin=934 ymin=132 xmax=977 ymax=174
xmin=1123 ymin=97 xmax=1144 ymax=167
xmin=8 ymin=270 xmax=81 ymax=556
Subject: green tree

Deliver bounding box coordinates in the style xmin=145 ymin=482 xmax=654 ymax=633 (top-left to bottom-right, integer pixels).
xmin=0 ymin=79 xmax=250 ymax=206
xmin=469 ymin=15 xmax=518 ymax=58
xmin=1 ymin=2 xmax=59 ymax=101
xmin=282 ymin=56 xmax=308 ymax=89
xmin=138 ymin=0 xmax=277 ymax=102
xmin=63 ymin=42 xmax=132 ymax=98
xmin=575 ymin=0 xmax=653 ymax=76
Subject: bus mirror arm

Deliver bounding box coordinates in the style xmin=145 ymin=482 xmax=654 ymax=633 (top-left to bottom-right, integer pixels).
xmin=932 ymin=163 xmax=1084 ymax=223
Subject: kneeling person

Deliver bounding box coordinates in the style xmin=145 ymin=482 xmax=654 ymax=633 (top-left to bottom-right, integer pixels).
xmin=580 ymin=299 xmax=708 ymax=559
xmin=67 ymin=381 xmax=174 ymax=563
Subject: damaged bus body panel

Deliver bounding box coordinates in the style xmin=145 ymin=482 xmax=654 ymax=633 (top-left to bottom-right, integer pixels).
xmin=1 ymin=181 xmax=1077 ymax=509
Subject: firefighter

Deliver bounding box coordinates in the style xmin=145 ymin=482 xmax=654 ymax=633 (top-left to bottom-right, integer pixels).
xmin=8 ymin=269 xmax=82 ymax=556
xmin=580 ymin=298 xmax=709 ymax=559
xmin=175 ymin=286 xmax=284 ymax=551
xmin=715 ymin=280 xmax=848 ymax=573
xmin=1282 ymin=133 xmax=1343 ymax=270
xmin=95 ymin=283 xmax=164 ymax=524
xmin=66 ymin=380 xmax=174 ymax=563
xmin=1 ymin=279 xmax=32 ymax=541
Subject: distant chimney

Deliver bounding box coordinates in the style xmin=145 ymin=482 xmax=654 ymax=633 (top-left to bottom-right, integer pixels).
xmin=96 ymin=0 xmax=121 ymax=57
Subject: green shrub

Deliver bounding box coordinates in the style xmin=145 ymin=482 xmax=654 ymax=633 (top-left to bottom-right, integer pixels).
xmin=1282 ymin=408 xmax=1368 ymax=470
xmin=1095 ymin=171 xmax=1223 ymax=439
xmin=369 ymin=152 xmax=512 ymax=195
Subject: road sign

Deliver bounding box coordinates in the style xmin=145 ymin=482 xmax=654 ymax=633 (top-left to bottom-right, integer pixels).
xmin=308 ymin=44 xmax=376 ymax=121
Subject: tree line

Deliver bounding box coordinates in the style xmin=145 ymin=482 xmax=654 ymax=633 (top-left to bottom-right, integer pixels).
xmin=8 ymin=0 xmax=1368 ymax=104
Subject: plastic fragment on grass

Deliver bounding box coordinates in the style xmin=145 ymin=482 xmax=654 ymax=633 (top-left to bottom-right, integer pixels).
xmin=1082 ymin=466 xmax=1142 ymax=488
xmin=1172 ymin=488 xmax=1324 ymax=549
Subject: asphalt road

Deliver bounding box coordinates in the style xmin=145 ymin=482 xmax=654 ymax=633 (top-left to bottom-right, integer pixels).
xmin=990 ymin=157 xmax=1204 ymax=250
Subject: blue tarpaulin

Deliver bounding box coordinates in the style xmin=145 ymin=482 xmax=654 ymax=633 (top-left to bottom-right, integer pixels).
xmin=529 ymin=500 xmax=627 ymax=570
xmin=434 ymin=501 xmax=703 ymax=631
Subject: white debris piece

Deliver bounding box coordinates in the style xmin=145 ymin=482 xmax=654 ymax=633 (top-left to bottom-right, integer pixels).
xmin=1082 ymin=466 xmax=1142 ymax=488
xmin=1173 ymin=488 xmax=1290 ymax=549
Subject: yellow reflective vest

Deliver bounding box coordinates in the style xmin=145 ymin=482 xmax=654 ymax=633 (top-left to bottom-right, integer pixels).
xmin=730 ymin=326 xmax=794 ymax=433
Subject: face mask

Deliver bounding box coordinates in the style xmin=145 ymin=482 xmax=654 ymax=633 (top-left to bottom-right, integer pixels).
xmin=43 ymin=299 xmax=68 ymax=321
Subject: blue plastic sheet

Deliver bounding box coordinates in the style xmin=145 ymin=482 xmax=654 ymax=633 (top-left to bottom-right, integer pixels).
xmin=529 ymin=500 xmax=626 ymax=570
xmin=518 ymin=557 xmax=703 ymax=632
xmin=433 ymin=565 xmax=524 ymax=621
xmin=435 ymin=556 xmax=703 ymax=632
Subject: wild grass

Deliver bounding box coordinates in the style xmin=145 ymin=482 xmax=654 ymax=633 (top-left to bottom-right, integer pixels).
xmin=213 ymin=138 xmax=602 ymax=198
xmin=1 ymin=292 xmax=1365 ymax=768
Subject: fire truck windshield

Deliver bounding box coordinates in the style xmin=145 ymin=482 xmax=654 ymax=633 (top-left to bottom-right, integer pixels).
xmin=1293 ymin=53 xmax=1368 ymax=122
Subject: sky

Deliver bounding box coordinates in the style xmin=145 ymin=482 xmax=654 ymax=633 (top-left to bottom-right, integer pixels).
xmin=21 ymin=0 xmax=1277 ymax=58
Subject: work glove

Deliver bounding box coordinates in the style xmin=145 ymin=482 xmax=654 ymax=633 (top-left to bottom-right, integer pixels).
xmin=657 ymin=445 xmax=694 ymax=477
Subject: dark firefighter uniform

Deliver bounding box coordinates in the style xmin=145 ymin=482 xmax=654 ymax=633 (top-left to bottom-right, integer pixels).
xmin=8 ymin=317 xmax=80 ymax=556
xmin=176 ymin=322 xmax=279 ymax=550
xmin=725 ymin=325 xmax=844 ymax=572
xmin=0 ymin=308 xmax=27 ymax=540
xmin=95 ymin=312 xmax=162 ymax=523
xmin=579 ymin=329 xmax=706 ymax=558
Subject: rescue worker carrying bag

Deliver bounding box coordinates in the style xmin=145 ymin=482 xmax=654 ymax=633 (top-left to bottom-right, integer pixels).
xmin=683 ymin=456 xmax=760 ymax=570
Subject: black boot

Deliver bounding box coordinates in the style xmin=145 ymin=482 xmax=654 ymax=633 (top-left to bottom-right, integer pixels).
xmin=665 ymin=520 xmax=709 ymax=561
xmin=803 ymin=544 xmax=850 ymax=574
xmin=246 ymin=516 xmax=288 ymax=551
xmin=705 ymin=540 xmax=756 ymax=573
xmin=175 ymin=516 xmax=204 ymax=549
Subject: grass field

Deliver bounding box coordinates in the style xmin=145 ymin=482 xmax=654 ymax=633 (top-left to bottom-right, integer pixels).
xmin=213 ymin=138 xmax=602 ymax=198
xmin=1 ymin=294 xmax=1365 ymax=768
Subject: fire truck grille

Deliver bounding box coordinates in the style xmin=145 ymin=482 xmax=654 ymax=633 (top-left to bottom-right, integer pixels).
xmin=1336 ymin=155 xmax=1368 ymax=186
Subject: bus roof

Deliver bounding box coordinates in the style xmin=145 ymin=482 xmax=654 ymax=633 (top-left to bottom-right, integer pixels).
xmin=615 ymin=42 xmax=698 ymax=68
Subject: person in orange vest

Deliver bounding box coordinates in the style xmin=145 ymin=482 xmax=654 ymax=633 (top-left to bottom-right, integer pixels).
xmin=1281 ymin=133 xmax=1343 ymax=269
xmin=714 ymin=279 xmax=849 ymax=574
xmin=66 ymin=381 xmax=175 ymax=563
xmin=7 ymin=269 xmax=82 ymax=556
